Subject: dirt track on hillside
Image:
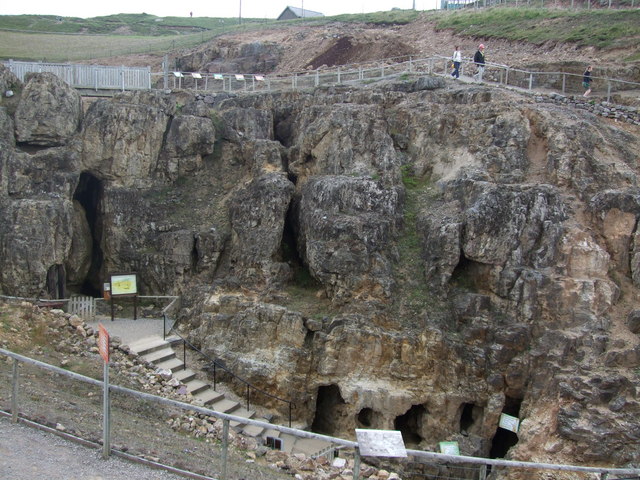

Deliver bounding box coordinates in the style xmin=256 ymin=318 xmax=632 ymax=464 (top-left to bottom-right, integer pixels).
xmin=97 ymin=14 xmax=628 ymax=75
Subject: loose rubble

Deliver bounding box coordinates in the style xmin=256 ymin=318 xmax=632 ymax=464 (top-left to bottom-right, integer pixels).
xmin=2 ymin=300 xmax=403 ymax=480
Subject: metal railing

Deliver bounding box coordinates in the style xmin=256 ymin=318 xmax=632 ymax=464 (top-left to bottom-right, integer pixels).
xmin=152 ymin=54 xmax=640 ymax=103
xmin=2 ymin=347 xmax=640 ymax=480
xmin=3 ymin=59 xmax=151 ymax=91
xmin=5 ymin=53 xmax=640 ymax=103
xmin=167 ymin=328 xmax=294 ymax=427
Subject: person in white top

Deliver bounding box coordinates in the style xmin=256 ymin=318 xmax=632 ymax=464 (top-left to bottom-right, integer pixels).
xmin=451 ymin=46 xmax=462 ymax=79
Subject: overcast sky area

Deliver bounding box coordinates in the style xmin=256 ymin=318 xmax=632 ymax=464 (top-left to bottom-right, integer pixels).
xmin=0 ymin=0 xmax=440 ymax=19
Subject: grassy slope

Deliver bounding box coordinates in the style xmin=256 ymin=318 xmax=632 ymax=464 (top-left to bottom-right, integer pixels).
xmin=435 ymin=7 xmax=640 ymax=50
xmin=0 ymin=8 xmax=639 ymax=62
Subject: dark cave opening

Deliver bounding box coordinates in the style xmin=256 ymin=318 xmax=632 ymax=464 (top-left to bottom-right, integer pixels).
xmin=489 ymin=396 xmax=522 ymax=459
xmin=46 ymin=264 xmax=66 ymax=299
xmin=450 ymin=251 xmax=491 ymax=292
xmin=281 ymin=203 xmax=319 ymax=289
xmin=311 ymin=384 xmax=345 ymax=435
xmin=459 ymin=402 xmax=483 ymax=435
xmin=394 ymin=404 xmax=427 ymax=446
xmin=357 ymin=407 xmax=374 ymax=428
xmin=73 ymin=172 xmax=104 ymax=297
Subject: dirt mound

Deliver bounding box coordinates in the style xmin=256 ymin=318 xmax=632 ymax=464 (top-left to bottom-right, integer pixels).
xmin=97 ymin=14 xmax=635 ymax=75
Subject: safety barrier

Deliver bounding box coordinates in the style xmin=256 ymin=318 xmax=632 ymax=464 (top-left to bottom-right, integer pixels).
xmin=2 ymin=346 xmax=639 ymax=480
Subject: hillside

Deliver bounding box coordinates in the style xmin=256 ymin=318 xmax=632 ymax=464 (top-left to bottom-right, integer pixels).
xmin=2 ymin=9 xmax=640 ymax=76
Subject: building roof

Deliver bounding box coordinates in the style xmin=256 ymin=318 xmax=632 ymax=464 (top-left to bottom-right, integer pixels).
xmin=279 ymin=6 xmax=324 ymax=18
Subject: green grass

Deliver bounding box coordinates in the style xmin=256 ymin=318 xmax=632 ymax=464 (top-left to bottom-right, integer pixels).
xmin=436 ymin=7 xmax=640 ymax=50
xmin=1 ymin=8 xmax=639 ymax=61
xmin=0 ymin=13 xmax=269 ymax=61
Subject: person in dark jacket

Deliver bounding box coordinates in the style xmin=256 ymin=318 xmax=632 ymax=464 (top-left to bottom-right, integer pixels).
xmin=583 ymin=65 xmax=593 ymax=97
xmin=473 ymin=44 xmax=486 ymax=82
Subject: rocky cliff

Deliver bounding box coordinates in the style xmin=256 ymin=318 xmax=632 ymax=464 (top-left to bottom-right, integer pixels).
xmin=1 ymin=64 xmax=640 ymax=473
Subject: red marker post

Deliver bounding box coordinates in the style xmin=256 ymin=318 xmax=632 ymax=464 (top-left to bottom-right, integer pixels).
xmin=98 ymin=324 xmax=111 ymax=458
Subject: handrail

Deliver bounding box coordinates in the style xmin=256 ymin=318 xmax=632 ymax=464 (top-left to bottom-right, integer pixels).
xmin=3 ymin=346 xmax=640 ymax=478
xmin=167 ymin=327 xmax=294 ymax=427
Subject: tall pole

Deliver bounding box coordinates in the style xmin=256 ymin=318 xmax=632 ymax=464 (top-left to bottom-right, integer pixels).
xmin=239 ymin=0 xmax=242 ymax=25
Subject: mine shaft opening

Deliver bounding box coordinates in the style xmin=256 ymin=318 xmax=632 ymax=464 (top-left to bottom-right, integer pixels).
xmin=394 ymin=404 xmax=427 ymax=446
xmin=489 ymin=396 xmax=522 ymax=459
xmin=357 ymin=407 xmax=374 ymax=428
xmin=72 ymin=172 xmax=104 ymax=297
xmin=459 ymin=402 xmax=484 ymax=435
xmin=311 ymin=384 xmax=345 ymax=436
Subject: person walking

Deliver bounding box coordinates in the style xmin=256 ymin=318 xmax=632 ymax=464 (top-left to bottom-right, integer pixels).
xmin=473 ymin=44 xmax=486 ymax=82
xmin=451 ymin=46 xmax=462 ymax=79
xmin=583 ymin=65 xmax=593 ymax=97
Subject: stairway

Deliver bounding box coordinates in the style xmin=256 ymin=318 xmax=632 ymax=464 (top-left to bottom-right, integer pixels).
xmin=127 ymin=335 xmax=264 ymax=437
xmin=126 ymin=334 xmax=333 ymax=458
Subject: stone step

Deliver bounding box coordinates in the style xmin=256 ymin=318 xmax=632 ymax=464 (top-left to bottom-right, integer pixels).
xmin=242 ymin=423 xmax=266 ymax=438
xmin=229 ymin=407 xmax=255 ymax=429
xmin=142 ymin=347 xmax=176 ymax=364
xmin=172 ymin=368 xmax=196 ymax=384
xmin=295 ymin=438 xmax=333 ymax=458
xmin=184 ymin=379 xmax=209 ymax=396
xmin=128 ymin=336 xmax=169 ymax=356
xmin=155 ymin=357 xmax=184 ymax=373
xmin=263 ymin=428 xmax=281 ymax=439
xmin=278 ymin=433 xmax=297 ymax=454
xmin=209 ymin=398 xmax=241 ymax=414
xmin=192 ymin=389 xmax=225 ymax=406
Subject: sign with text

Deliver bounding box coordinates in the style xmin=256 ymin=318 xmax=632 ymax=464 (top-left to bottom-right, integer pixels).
xmin=355 ymin=429 xmax=407 ymax=458
xmin=98 ymin=323 xmax=109 ymax=363
xmin=110 ymin=273 xmax=137 ymax=296
xmin=439 ymin=441 xmax=460 ymax=455
xmin=499 ymin=413 xmax=520 ymax=433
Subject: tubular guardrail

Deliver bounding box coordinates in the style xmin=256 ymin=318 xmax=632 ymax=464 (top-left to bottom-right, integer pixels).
xmin=151 ymin=54 xmax=640 ymax=103
xmin=5 ymin=53 xmax=640 ymax=102
xmin=166 ymin=328 xmax=294 ymax=427
xmin=2 ymin=347 xmax=640 ymax=480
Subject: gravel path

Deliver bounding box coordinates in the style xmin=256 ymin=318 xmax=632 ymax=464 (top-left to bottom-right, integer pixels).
xmin=0 ymin=416 xmax=188 ymax=480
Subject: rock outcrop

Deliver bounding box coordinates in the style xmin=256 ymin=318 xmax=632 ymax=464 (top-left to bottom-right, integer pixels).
xmin=1 ymin=63 xmax=640 ymax=474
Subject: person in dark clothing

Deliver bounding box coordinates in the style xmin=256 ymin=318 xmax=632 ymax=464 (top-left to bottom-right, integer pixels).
xmin=473 ymin=44 xmax=485 ymax=82
xmin=583 ymin=65 xmax=593 ymax=97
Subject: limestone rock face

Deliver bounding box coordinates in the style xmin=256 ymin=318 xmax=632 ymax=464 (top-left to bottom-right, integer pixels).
xmin=80 ymin=90 xmax=175 ymax=187
xmin=0 ymin=199 xmax=73 ymax=295
xmin=14 ymin=72 xmax=82 ymax=146
xmin=159 ymin=114 xmax=216 ymax=180
xmin=295 ymin=176 xmax=402 ymax=301
xmin=3 ymin=70 xmax=640 ymax=469
xmin=229 ymin=173 xmax=295 ymax=287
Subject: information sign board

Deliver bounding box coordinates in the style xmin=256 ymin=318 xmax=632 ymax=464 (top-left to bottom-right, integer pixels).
xmin=355 ymin=429 xmax=407 ymax=458
xmin=499 ymin=413 xmax=520 ymax=433
xmin=110 ymin=273 xmax=137 ymax=296
xmin=439 ymin=441 xmax=460 ymax=455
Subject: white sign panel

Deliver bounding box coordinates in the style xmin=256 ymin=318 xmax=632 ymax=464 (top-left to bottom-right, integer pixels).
xmin=499 ymin=413 xmax=520 ymax=433
xmin=355 ymin=429 xmax=407 ymax=458
xmin=439 ymin=441 xmax=460 ymax=455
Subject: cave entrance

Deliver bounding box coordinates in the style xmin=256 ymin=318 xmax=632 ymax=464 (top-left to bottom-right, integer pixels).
xmin=489 ymin=396 xmax=522 ymax=459
xmin=46 ymin=264 xmax=66 ymax=299
xmin=73 ymin=172 xmax=104 ymax=297
xmin=459 ymin=402 xmax=483 ymax=435
xmin=311 ymin=384 xmax=345 ymax=435
xmin=356 ymin=407 xmax=383 ymax=429
xmin=394 ymin=404 xmax=427 ymax=446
